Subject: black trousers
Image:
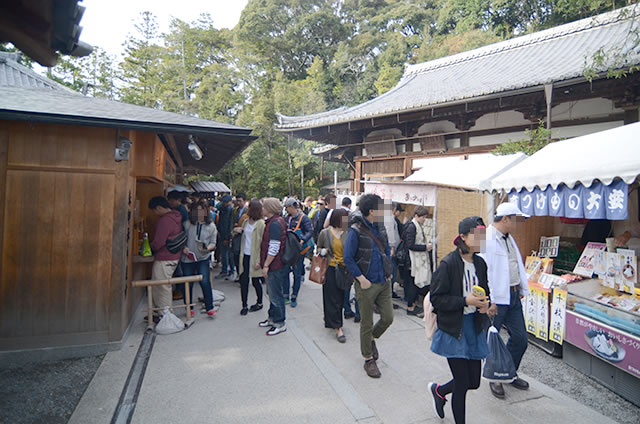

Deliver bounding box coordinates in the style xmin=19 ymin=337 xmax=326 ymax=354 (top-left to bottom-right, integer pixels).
xmin=240 ymin=255 xmax=264 ymax=308
xmin=402 ymin=267 xmax=429 ymax=307
xmin=437 ymin=358 xmax=482 ymax=424
xmin=322 ymin=266 xmax=345 ymax=329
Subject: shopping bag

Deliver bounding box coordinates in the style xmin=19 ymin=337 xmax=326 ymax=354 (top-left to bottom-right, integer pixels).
xmin=212 ymin=289 xmax=225 ymax=302
xmin=482 ymin=326 xmax=517 ymax=383
xmin=423 ymin=293 xmax=437 ymax=339
xmin=309 ymin=255 xmax=328 ymax=284
xmin=155 ymin=310 xmax=186 ymax=335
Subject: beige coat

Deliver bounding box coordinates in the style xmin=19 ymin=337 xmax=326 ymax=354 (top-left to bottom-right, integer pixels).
xmin=239 ymin=218 xmax=266 ymax=278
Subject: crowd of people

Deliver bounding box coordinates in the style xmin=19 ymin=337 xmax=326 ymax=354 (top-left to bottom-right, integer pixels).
xmin=146 ymin=189 xmax=533 ymax=424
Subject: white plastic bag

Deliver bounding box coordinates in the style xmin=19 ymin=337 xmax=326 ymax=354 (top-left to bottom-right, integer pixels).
xmin=212 ymin=289 xmax=225 ymax=302
xmin=155 ymin=311 xmax=185 ymax=335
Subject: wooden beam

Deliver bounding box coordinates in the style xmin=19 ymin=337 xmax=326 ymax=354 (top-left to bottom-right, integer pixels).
xmin=0 ymin=122 xmax=7 ymax=281
xmin=163 ymin=134 xmax=183 ymax=169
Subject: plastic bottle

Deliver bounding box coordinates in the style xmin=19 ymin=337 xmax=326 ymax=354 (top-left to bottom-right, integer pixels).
xmin=141 ymin=233 xmax=152 ymax=257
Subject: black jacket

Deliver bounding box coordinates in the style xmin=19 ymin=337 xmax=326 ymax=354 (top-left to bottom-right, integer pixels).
xmin=430 ymin=249 xmax=490 ymax=339
xmin=404 ymin=221 xmax=427 ymax=252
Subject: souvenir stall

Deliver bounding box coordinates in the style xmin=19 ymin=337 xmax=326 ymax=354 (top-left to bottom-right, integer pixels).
xmin=365 ymin=153 xmax=526 ymax=265
xmin=485 ymin=122 xmax=640 ymax=406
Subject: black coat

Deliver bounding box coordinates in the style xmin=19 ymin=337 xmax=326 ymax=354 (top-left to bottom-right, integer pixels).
xmin=430 ymin=249 xmax=490 ymax=339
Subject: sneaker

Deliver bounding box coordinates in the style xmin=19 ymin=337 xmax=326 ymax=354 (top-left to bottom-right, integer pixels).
xmin=284 ymin=297 xmax=291 ymax=305
xmin=266 ymin=324 xmax=287 ymax=336
xmin=344 ymin=311 xmax=355 ymax=319
xmin=354 ymin=315 xmax=361 ymax=323
xmin=364 ymin=359 xmax=381 ymax=378
xmin=190 ymin=310 xmax=195 ymax=317
xmin=258 ymin=319 xmax=272 ymax=328
xmin=249 ymin=303 xmax=263 ymax=312
xmin=207 ymin=309 xmax=216 ymax=317
xmin=407 ymin=308 xmax=423 ymax=317
xmin=240 ymin=307 xmax=248 ymax=316
xmin=392 ymin=292 xmax=401 ymax=299
xmin=428 ymin=382 xmax=447 ymax=419
xmin=291 ymin=297 xmax=297 ymax=308
xmin=215 ymin=272 xmax=227 ymax=279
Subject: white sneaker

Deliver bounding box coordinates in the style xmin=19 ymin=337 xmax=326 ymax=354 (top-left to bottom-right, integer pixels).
xmin=258 ymin=319 xmax=272 ymax=328
xmin=266 ymin=324 xmax=287 ymax=336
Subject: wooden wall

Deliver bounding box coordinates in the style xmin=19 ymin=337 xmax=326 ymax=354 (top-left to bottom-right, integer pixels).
xmin=0 ymin=121 xmax=143 ymax=352
xmin=435 ymin=187 xmax=488 ymax=265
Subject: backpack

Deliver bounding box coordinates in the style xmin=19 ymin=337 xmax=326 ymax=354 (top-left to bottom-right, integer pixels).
xmin=282 ymin=230 xmax=303 ymax=266
xmin=166 ymin=231 xmax=187 ymax=254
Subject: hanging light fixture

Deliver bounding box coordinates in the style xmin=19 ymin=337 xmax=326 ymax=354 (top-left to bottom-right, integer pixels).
xmin=188 ymin=135 xmax=203 ymax=161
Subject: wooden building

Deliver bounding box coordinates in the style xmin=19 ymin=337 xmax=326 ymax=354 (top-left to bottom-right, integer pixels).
xmin=0 ymin=52 xmax=254 ymax=364
xmin=277 ymin=8 xmax=640 ymax=194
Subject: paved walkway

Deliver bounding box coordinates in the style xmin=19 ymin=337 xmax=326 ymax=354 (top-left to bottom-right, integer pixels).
xmin=71 ymin=274 xmax=618 ymax=424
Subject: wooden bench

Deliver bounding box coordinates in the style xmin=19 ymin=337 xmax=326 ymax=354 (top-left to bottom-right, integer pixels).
xmin=132 ymin=275 xmax=204 ymax=329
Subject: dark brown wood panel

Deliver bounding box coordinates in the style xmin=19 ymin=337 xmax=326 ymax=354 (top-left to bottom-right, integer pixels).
xmin=7 ymin=122 xmax=116 ymax=171
xmin=0 ymin=169 xmax=115 ymax=341
xmin=0 ymin=122 xmax=7 ymax=293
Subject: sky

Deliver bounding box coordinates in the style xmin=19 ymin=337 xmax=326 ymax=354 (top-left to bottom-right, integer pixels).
xmin=79 ymin=0 xmax=249 ymax=57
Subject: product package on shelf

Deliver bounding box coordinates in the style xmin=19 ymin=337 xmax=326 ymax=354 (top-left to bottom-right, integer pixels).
xmin=618 ymin=248 xmax=637 ymax=294
xmin=574 ymin=242 xmax=607 ymax=277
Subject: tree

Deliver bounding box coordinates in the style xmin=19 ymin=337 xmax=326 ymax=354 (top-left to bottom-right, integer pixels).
xmin=493 ymin=120 xmax=555 ymax=155
xmin=120 ymin=11 xmax=163 ymax=107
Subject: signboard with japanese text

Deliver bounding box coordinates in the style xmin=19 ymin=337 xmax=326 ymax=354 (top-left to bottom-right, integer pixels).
xmin=525 ymin=286 xmax=538 ymax=335
xmin=566 ymin=311 xmax=640 ymax=378
xmin=508 ymin=181 xmax=628 ymax=220
xmin=536 ymin=289 xmax=549 ymax=341
xmin=364 ymin=183 xmax=437 ymax=206
xmin=550 ymin=289 xmax=567 ymax=344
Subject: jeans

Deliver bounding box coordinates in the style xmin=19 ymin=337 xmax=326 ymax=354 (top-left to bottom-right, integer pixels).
xmin=267 ymin=267 xmax=288 ymax=325
xmin=344 ymin=289 xmax=360 ymax=318
xmin=355 ymin=280 xmax=394 ymax=358
xmin=492 ymin=288 xmax=528 ymax=371
xmin=181 ymin=259 xmax=214 ymax=311
xmin=284 ymin=256 xmax=305 ymax=300
xmin=219 ymin=240 xmax=234 ymax=274
xmin=240 ymin=255 xmax=264 ymax=308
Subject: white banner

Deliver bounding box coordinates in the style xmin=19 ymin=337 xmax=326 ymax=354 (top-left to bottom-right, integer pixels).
xmin=364 ymin=182 xmax=437 ymax=206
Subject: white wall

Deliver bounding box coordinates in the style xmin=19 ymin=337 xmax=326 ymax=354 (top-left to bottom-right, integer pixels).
xmin=470 ymin=110 xmax=531 ymax=131
xmin=469 ymin=131 xmax=528 ymax=147
xmin=551 ymin=121 xmax=623 ymax=139
xmin=417 ymin=121 xmax=458 ymax=134
xmin=551 ymin=98 xmax=622 ymax=121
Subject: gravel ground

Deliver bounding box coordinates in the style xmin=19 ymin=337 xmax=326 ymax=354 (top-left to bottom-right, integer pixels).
xmin=517 ymin=338 xmax=640 ymax=424
xmin=0 ymin=355 xmax=104 ymax=424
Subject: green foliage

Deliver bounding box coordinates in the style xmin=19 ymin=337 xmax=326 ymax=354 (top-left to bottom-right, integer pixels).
xmin=23 ymin=0 xmax=639 ymax=199
xmin=493 ymin=120 xmax=555 ymax=156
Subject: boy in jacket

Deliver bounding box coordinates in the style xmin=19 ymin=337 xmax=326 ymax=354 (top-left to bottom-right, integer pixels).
xmin=480 ymin=202 xmax=531 ymax=399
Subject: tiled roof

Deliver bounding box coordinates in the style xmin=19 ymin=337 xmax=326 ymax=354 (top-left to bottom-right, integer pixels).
xmin=0 ymin=86 xmax=251 ymax=134
xmin=0 ymin=52 xmax=77 ymax=92
xmin=189 ymin=181 xmax=231 ymax=193
xmin=277 ymin=6 xmax=640 ymax=130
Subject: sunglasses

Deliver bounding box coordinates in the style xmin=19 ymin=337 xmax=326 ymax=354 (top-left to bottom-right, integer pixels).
xmin=317 ymin=203 xmax=325 ymax=206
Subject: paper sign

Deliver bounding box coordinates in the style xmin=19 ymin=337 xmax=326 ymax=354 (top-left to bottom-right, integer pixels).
xmin=550 ymin=289 xmax=567 ymax=345
xmin=594 ymin=249 xmax=606 ymax=279
xmin=538 ymin=273 xmax=565 ymax=290
xmin=605 ymin=252 xmax=622 ymax=291
xmin=536 ymin=289 xmax=549 ymax=341
xmin=539 ymin=236 xmax=560 ymax=258
xmin=573 ymin=242 xmax=607 ymax=277
xmin=618 ymin=248 xmax=637 ymax=294
xmin=525 ymin=256 xmax=543 ymax=283
xmin=525 ymin=286 xmax=538 ymax=336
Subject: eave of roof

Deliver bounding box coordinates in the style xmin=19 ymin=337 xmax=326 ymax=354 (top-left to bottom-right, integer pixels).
xmin=276 ymin=6 xmax=640 ymax=132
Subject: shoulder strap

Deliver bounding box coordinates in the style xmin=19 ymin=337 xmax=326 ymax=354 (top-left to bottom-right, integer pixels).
xmin=294 ymin=214 xmax=303 ymax=232
xmin=357 ymin=223 xmax=386 ymax=254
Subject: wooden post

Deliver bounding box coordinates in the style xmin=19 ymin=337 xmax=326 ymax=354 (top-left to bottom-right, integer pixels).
xmin=185 ymin=282 xmax=191 ymax=323
xmin=146 ymin=286 xmax=153 ymax=330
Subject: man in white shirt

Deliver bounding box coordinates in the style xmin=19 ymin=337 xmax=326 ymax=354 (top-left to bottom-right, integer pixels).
xmin=480 ymin=202 xmax=530 ymax=399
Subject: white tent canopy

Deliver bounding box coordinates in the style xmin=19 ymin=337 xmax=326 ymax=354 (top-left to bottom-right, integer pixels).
xmin=484 ymin=122 xmax=640 ymax=192
xmin=406 ymin=153 xmax=526 ymax=190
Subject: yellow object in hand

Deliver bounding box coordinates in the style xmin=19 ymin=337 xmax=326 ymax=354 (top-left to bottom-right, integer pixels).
xmin=472 ymin=285 xmax=486 ymax=299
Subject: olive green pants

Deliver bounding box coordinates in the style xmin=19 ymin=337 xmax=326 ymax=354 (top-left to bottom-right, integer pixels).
xmin=354 ymin=280 xmax=394 ymax=359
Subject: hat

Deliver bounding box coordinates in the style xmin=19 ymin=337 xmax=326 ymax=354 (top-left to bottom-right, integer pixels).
xmin=495 ymin=202 xmax=530 ymax=219
xmin=221 ymin=194 xmax=233 ymax=203
xmin=454 ymin=216 xmax=486 ymax=246
xmin=392 ymin=202 xmax=404 ymax=212
xmin=284 ymin=198 xmax=299 ymax=208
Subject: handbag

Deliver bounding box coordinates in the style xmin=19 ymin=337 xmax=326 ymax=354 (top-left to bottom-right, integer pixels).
xmin=335 ymin=263 xmax=353 ymax=290
xmin=423 ymin=293 xmax=437 ymax=339
xmin=309 ymin=255 xmax=328 ymax=284
xmin=166 ymin=231 xmax=187 ymax=254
